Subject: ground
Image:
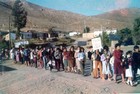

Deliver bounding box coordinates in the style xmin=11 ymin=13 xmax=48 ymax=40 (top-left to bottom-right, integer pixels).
xmin=0 ymin=60 xmax=140 ymax=94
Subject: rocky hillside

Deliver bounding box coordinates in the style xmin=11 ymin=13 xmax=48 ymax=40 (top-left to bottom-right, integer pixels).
xmin=0 ymin=0 xmax=139 ymax=32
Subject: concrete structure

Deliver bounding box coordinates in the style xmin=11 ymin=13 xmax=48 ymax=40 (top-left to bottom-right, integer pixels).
xmin=83 ymin=33 xmax=94 ymax=39
xmin=3 ymin=33 xmax=16 ymax=41
xmin=21 ymin=32 xmax=32 ymax=39
xmin=69 ymin=32 xmax=80 ymax=36
xmin=106 ymin=29 xmax=117 ymax=34
xmin=83 ymin=29 xmax=117 ymax=39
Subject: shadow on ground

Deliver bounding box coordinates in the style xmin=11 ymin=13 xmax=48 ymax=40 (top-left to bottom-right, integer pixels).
xmin=0 ymin=65 xmax=17 ymax=72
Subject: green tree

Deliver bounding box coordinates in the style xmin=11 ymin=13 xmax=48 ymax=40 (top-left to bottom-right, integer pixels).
xmin=117 ymin=28 xmax=133 ymax=45
xmin=84 ymin=26 xmax=90 ymax=33
xmin=132 ymin=18 xmax=140 ymax=45
xmin=0 ymin=39 xmax=8 ymax=49
xmin=101 ymin=32 xmax=110 ymax=46
xmin=48 ymin=27 xmax=58 ymax=37
xmin=12 ymin=0 xmax=27 ymax=39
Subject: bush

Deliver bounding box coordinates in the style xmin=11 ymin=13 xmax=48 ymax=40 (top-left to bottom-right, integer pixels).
xmin=0 ymin=41 xmax=8 ymax=49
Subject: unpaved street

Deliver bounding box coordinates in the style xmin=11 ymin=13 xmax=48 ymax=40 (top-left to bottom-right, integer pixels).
xmin=0 ymin=60 xmax=140 ymax=94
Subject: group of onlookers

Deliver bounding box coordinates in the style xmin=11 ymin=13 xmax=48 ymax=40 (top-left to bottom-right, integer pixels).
xmin=3 ymin=43 xmax=140 ymax=87
xmin=92 ymin=44 xmax=140 ymax=86
xmin=9 ymin=46 xmax=86 ymax=74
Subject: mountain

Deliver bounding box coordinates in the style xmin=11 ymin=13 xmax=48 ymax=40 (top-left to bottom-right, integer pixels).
xmin=94 ymin=8 xmax=140 ymax=25
xmin=0 ymin=0 xmax=140 ymax=32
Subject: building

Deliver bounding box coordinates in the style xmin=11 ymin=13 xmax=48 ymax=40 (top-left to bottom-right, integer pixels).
xmin=21 ymin=31 xmax=49 ymax=40
xmin=3 ymin=33 xmax=16 ymax=41
xmin=69 ymin=32 xmax=80 ymax=37
xmin=83 ymin=33 xmax=94 ymax=39
xmin=21 ymin=32 xmax=32 ymax=39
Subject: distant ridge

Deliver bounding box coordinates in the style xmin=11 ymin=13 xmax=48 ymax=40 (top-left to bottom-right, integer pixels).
xmin=0 ymin=0 xmax=140 ymax=32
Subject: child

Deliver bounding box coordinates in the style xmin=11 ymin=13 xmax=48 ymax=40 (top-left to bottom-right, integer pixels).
xmin=125 ymin=51 xmax=134 ymax=86
xmin=101 ymin=46 xmax=111 ymax=81
xmin=109 ymin=55 xmax=114 ymax=80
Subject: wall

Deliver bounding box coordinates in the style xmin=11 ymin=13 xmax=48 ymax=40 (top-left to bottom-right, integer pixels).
xmin=82 ymin=33 xmax=94 ymax=39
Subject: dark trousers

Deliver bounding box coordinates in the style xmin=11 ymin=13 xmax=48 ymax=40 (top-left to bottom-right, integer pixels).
xmin=34 ymin=57 xmax=37 ymax=68
xmin=60 ymin=58 xmax=64 ymax=70
xmin=133 ymin=66 xmax=138 ymax=81
xmin=55 ymin=59 xmax=61 ymax=71
xmin=80 ymin=61 xmax=85 ymax=75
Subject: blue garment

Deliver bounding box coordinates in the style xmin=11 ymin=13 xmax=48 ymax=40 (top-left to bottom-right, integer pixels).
xmin=78 ymin=52 xmax=85 ymax=60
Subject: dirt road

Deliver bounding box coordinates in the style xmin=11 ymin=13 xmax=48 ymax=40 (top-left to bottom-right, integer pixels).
xmin=0 ymin=60 xmax=140 ymax=94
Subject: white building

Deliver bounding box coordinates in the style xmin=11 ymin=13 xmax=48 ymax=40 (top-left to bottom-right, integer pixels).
xmin=106 ymin=29 xmax=117 ymax=34
xmin=69 ymin=32 xmax=80 ymax=37
xmin=93 ymin=29 xmax=117 ymax=37
xmin=93 ymin=30 xmax=103 ymax=37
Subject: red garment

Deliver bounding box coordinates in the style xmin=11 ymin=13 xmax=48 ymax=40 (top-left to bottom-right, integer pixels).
xmin=63 ymin=51 xmax=69 ymax=60
xmin=113 ymin=49 xmax=123 ymax=75
xmin=68 ymin=51 xmax=75 ymax=60
xmin=68 ymin=51 xmax=75 ymax=67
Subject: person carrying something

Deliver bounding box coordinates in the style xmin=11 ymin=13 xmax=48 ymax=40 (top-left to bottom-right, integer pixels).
xmin=54 ymin=48 xmax=62 ymax=71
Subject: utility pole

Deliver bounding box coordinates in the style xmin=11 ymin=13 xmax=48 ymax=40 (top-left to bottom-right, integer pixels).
xmin=9 ymin=16 xmax=11 ymax=49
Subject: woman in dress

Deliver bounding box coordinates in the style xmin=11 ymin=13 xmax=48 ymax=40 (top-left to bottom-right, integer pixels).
xmin=113 ymin=43 xmax=125 ymax=83
xmin=75 ymin=46 xmax=81 ymax=73
xmin=68 ymin=46 xmax=75 ymax=72
xmin=101 ymin=46 xmax=111 ymax=80
xmin=16 ymin=48 xmax=21 ymax=63
xmin=78 ymin=47 xmax=86 ymax=75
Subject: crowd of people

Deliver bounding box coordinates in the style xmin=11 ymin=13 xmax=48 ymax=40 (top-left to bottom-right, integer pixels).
xmin=1 ymin=43 xmax=140 ymax=87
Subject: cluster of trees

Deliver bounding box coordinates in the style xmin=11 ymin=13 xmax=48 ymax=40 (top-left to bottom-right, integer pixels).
xmin=116 ymin=17 xmax=140 ymax=45
xmin=0 ymin=39 xmax=8 ymax=49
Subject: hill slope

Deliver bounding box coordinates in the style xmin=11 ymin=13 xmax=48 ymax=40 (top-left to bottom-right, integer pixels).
xmin=0 ymin=0 xmax=139 ymax=32
xmin=95 ymin=8 xmax=140 ymax=24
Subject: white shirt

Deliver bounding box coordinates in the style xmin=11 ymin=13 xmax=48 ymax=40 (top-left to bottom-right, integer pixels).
xmin=109 ymin=56 xmax=114 ymax=66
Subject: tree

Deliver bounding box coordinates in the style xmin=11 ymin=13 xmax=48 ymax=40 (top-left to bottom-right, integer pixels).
xmin=101 ymin=32 xmax=110 ymax=46
xmin=0 ymin=39 xmax=8 ymax=49
xmin=84 ymin=26 xmax=90 ymax=33
xmin=117 ymin=28 xmax=133 ymax=45
xmin=132 ymin=18 xmax=140 ymax=45
xmin=12 ymin=0 xmax=27 ymax=39
xmin=48 ymin=27 xmax=58 ymax=37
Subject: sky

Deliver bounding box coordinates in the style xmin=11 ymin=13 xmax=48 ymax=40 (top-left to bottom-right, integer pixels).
xmin=27 ymin=0 xmax=140 ymax=16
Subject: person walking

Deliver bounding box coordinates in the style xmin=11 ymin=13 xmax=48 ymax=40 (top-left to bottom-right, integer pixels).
xmin=93 ymin=49 xmax=102 ymax=79
xmin=101 ymin=46 xmax=111 ymax=81
xmin=125 ymin=51 xmax=135 ymax=86
xmin=132 ymin=45 xmax=140 ymax=82
xmin=33 ymin=49 xmax=38 ymax=68
xmin=78 ymin=47 xmax=86 ymax=75
xmin=113 ymin=43 xmax=125 ymax=83
xmin=75 ymin=46 xmax=81 ymax=73
xmin=54 ymin=48 xmax=62 ymax=71
xmin=68 ymin=46 xmax=75 ymax=72
xmin=62 ymin=47 xmax=69 ymax=72
xmin=42 ymin=47 xmax=49 ymax=70
xmin=23 ymin=47 xmax=30 ymax=66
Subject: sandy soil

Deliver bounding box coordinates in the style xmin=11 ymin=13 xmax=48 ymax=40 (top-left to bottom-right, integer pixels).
xmin=0 ymin=60 xmax=140 ymax=94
